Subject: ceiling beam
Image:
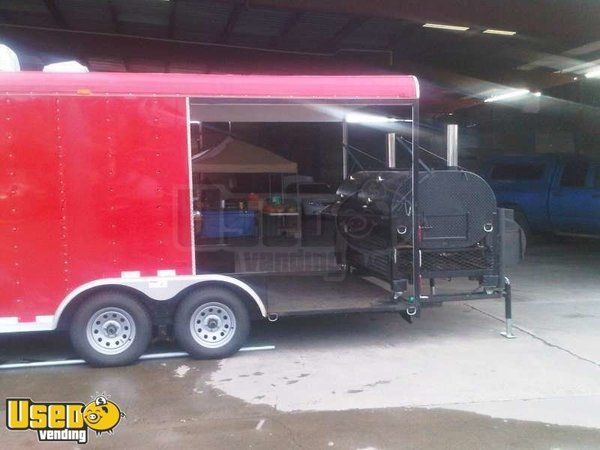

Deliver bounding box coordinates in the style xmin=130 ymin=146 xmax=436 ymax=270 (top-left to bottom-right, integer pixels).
xmin=0 ymin=9 xmax=9 ymax=23
xmin=42 ymin=2 xmax=93 ymax=69
xmin=219 ymin=2 xmax=245 ymax=44
xmin=247 ymin=0 xmax=600 ymax=45
xmin=43 ymin=0 xmax=68 ymax=29
xmin=271 ymin=11 xmax=304 ymax=47
xmin=167 ymin=0 xmax=178 ymax=39
xmin=108 ymin=1 xmax=120 ymax=33
xmin=326 ymin=16 xmax=367 ymax=50
xmin=0 ymin=18 xmax=577 ymax=108
xmin=386 ymin=23 xmax=421 ymax=52
xmin=394 ymin=57 xmax=575 ymax=108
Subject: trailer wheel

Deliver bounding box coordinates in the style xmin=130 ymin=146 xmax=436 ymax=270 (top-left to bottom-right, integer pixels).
xmin=174 ymin=287 xmax=250 ymax=359
xmin=69 ymin=291 xmax=152 ymax=367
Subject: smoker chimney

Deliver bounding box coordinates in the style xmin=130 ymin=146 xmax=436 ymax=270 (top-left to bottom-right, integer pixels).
xmin=386 ymin=132 xmax=396 ymax=168
xmin=446 ymin=124 xmax=458 ymax=168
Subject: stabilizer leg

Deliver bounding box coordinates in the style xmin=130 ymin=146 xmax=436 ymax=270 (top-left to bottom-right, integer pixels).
xmin=500 ymin=277 xmax=516 ymax=339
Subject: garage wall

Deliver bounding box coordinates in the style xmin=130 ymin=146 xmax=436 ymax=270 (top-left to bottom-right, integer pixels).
xmin=453 ymin=79 xmax=600 ymax=160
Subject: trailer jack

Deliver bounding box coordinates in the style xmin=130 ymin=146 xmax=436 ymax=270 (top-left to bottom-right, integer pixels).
xmin=500 ymin=277 xmax=516 ymax=339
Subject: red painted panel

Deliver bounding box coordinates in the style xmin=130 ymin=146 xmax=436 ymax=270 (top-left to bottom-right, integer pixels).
xmin=0 ymin=72 xmax=419 ymax=100
xmin=0 ymin=96 xmax=192 ymax=320
xmin=0 ymin=97 xmax=65 ymax=320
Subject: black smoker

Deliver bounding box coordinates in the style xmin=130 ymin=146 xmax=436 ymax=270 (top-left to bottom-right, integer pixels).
xmin=330 ymin=126 xmax=525 ymax=337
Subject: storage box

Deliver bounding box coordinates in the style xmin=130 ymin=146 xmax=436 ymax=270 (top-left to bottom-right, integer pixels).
xmin=200 ymin=210 xmax=256 ymax=238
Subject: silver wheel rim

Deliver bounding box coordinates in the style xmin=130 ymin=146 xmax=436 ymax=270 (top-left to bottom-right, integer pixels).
xmin=190 ymin=302 xmax=236 ymax=348
xmin=86 ymin=307 xmax=136 ymax=355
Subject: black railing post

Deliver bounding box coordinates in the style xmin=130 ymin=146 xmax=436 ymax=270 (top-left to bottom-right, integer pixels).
xmin=410 ymin=102 xmax=421 ymax=315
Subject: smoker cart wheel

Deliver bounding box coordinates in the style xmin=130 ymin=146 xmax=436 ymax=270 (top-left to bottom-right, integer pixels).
xmin=174 ymin=287 xmax=250 ymax=359
xmin=70 ymin=291 xmax=152 ymax=367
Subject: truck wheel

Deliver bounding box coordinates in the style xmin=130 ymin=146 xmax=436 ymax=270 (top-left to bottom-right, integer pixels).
xmin=174 ymin=287 xmax=250 ymax=359
xmin=69 ymin=291 xmax=152 ymax=367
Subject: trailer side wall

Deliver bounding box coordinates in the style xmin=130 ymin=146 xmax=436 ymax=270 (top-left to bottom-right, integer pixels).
xmin=0 ymin=95 xmax=193 ymax=323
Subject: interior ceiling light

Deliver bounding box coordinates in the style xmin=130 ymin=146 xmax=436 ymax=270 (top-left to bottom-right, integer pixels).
xmin=345 ymin=113 xmax=409 ymax=124
xmin=585 ymin=68 xmax=600 ymax=78
xmin=423 ymin=23 xmax=469 ymax=31
xmin=484 ymin=89 xmax=530 ymax=103
xmin=560 ymin=60 xmax=600 ymax=74
xmin=533 ymin=92 xmax=542 ymax=97
xmin=483 ymin=29 xmax=517 ymax=36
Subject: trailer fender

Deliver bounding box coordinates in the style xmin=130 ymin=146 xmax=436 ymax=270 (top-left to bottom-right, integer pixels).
xmin=52 ymin=273 xmax=267 ymax=331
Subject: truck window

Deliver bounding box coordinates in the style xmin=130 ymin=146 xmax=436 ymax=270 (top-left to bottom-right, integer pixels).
xmin=560 ymin=161 xmax=590 ymax=188
xmin=490 ymin=163 xmax=545 ymax=181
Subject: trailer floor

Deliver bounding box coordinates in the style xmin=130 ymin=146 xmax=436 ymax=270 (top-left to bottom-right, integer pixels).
xmin=1 ymin=238 xmax=600 ymax=449
xmin=266 ymin=274 xmax=396 ymax=315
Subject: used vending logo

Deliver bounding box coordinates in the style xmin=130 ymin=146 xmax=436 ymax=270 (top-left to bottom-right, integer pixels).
xmin=6 ymin=395 xmax=125 ymax=444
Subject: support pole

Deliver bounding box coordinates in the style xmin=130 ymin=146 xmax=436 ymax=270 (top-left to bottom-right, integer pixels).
xmin=411 ymin=103 xmax=421 ymax=315
xmin=498 ymin=208 xmax=514 ymax=338
xmin=501 ymin=277 xmax=516 ymax=338
xmin=342 ymin=121 xmax=349 ymax=179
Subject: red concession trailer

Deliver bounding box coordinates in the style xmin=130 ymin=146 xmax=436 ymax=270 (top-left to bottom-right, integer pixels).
xmin=1 ymin=72 xmax=519 ymax=367
xmin=0 ymin=72 xmax=424 ymax=365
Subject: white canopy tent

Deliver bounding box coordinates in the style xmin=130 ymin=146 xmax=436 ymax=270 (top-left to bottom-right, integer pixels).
xmin=192 ymin=137 xmax=297 ymax=174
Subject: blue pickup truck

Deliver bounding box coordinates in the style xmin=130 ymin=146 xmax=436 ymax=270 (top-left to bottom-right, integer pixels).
xmin=481 ymin=154 xmax=600 ymax=237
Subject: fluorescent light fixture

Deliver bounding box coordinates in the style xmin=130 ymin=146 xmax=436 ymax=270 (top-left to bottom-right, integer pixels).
xmin=585 ymin=68 xmax=600 ymax=78
xmin=483 ymin=29 xmax=517 ymax=36
xmin=484 ymin=89 xmax=530 ymax=103
xmin=345 ymin=113 xmax=408 ymax=124
xmin=423 ymin=23 xmax=469 ymax=31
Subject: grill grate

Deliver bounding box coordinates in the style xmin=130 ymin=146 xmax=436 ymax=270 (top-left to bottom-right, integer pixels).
xmin=396 ymin=247 xmax=493 ymax=273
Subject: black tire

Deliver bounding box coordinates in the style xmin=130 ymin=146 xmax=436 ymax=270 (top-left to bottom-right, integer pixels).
xmin=69 ymin=291 xmax=152 ymax=367
xmin=174 ymin=287 xmax=250 ymax=359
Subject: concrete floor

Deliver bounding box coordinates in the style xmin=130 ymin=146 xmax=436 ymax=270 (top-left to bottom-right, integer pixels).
xmin=1 ymin=239 xmax=600 ymax=449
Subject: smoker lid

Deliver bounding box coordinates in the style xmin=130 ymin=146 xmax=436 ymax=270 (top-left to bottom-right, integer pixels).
xmin=335 ymin=169 xmax=497 ymax=249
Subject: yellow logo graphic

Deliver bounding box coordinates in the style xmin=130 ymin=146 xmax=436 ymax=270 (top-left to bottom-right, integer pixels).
xmin=83 ymin=396 xmax=124 ymax=434
xmin=6 ymin=395 xmax=124 ymax=444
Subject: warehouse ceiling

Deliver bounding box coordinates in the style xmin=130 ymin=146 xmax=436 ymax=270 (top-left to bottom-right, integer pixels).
xmin=0 ymin=0 xmax=598 ymax=112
